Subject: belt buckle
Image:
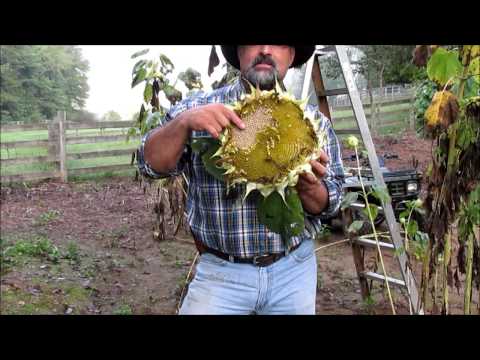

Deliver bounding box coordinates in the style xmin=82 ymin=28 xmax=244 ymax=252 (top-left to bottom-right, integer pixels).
xmin=253 ymin=254 xmax=272 ymax=267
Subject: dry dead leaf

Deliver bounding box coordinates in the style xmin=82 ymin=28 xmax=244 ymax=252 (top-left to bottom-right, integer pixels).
xmin=425 ymin=90 xmax=459 ymax=130
xmin=413 ymin=45 xmax=429 ymax=67
xmin=412 ymin=45 xmax=439 ymax=67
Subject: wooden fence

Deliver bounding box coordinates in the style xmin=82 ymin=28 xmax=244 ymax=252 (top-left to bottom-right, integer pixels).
xmin=329 ymin=85 xmax=415 ymax=109
xmin=1 ymin=97 xmax=414 ymax=183
xmin=0 ymin=111 xmax=138 ymax=183
xmin=331 ymin=97 xmax=414 ymax=136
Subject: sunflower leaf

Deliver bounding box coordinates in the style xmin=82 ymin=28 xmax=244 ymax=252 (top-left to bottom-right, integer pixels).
xmin=427 ymin=48 xmax=462 ymax=87
xmin=192 ymin=138 xmax=226 ymax=181
xmin=191 ymin=138 xmax=219 ymax=155
xmin=257 ymin=188 xmax=304 ymax=245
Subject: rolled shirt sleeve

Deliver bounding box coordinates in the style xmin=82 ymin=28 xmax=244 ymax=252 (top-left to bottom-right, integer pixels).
xmin=136 ymin=102 xmax=192 ymax=180
xmin=305 ymin=109 xmax=345 ymax=223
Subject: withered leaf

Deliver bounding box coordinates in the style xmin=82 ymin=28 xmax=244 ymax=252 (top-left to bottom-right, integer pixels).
xmin=425 ymin=90 xmax=459 ymax=130
xmin=413 ymin=45 xmax=439 ymax=67
xmin=413 ymin=45 xmax=429 ymax=67
xmin=454 ymin=268 xmax=461 ymax=294
xmin=447 ymin=267 xmax=454 ymax=287
xmin=465 ymin=96 xmax=480 ymax=119
xmin=208 ymin=45 xmax=220 ymax=77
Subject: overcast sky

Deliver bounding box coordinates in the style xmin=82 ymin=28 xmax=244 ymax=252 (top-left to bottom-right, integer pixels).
xmin=79 ymin=45 xmax=227 ymax=119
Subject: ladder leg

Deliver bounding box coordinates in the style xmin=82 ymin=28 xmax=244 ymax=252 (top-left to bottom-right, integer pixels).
xmin=343 ymin=208 xmax=370 ymax=299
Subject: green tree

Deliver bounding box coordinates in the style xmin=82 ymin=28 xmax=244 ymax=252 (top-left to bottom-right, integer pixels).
xmin=322 ymin=45 xmax=424 ymax=133
xmin=0 ymin=45 xmax=89 ymax=123
xmin=68 ymin=109 xmax=98 ymax=122
xmin=101 ymin=110 xmax=122 ymax=122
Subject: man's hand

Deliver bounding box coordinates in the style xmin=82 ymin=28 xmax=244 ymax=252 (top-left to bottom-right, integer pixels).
xmin=178 ymin=104 xmax=245 ymax=138
xmin=296 ymin=150 xmax=330 ymax=215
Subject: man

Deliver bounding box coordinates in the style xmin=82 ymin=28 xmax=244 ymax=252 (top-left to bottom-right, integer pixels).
xmin=137 ymin=45 xmax=344 ymax=314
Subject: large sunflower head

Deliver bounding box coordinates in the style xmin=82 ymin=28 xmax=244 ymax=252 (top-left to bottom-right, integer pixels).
xmin=215 ymin=81 xmax=327 ymax=200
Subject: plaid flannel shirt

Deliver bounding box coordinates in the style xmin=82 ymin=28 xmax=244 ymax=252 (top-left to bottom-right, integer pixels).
xmin=137 ymin=78 xmax=344 ymax=258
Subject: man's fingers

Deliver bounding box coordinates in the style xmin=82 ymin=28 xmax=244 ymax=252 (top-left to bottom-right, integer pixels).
xmin=317 ymin=150 xmax=329 ymax=165
xmin=223 ymin=107 xmax=245 ymax=129
xmin=311 ymin=160 xmax=327 ymax=178
xmin=213 ymin=112 xmax=230 ymax=128
xmin=205 ymin=125 xmax=219 ymax=139
xmin=299 ymin=172 xmax=318 ymax=185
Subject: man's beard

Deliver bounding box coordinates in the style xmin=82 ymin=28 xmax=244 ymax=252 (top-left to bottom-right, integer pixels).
xmin=243 ymin=54 xmax=280 ymax=91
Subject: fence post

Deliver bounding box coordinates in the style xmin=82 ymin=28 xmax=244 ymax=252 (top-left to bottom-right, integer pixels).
xmin=47 ymin=116 xmax=59 ymax=163
xmin=409 ymin=90 xmax=416 ymax=132
xmin=58 ymin=111 xmax=68 ymax=182
xmin=48 ymin=111 xmax=68 ymax=182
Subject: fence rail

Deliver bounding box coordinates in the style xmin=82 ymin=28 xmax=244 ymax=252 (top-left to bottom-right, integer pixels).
xmin=1 ymin=140 xmax=50 ymax=149
xmin=1 ymin=96 xmax=413 ymax=184
xmin=1 ymin=112 xmax=138 ymax=184
xmin=329 ymin=85 xmax=414 ymax=109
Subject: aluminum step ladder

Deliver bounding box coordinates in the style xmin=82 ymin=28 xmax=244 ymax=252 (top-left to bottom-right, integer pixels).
xmin=300 ymin=45 xmax=422 ymax=314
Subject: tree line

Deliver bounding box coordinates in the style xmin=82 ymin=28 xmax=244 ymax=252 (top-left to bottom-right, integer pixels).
xmin=1 ymin=45 xmax=90 ymax=123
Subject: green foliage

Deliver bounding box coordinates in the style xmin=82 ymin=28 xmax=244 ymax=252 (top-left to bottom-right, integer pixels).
xmin=0 ymin=45 xmax=89 ymax=123
xmin=101 ymin=110 xmax=122 ymax=122
xmin=211 ymin=63 xmax=240 ymax=90
xmin=257 ymin=188 xmax=305 ymax=246
xmin=413 ymin=79 xmax=437 ymax=134
xmin=324 ymin=45 xmax=424 ymax=87
xmin=113 ymin=304 xmax=133 ymax=315
xmin=427 ymin=48 xmax=463 ymax=87
xmin=348 ymin=220 xmax=364 ymax=234
xmin=341 ymin=191 xmax=359 ymax=211
xmin=178 ymin=67 xmax=203 ymax=91
xmin=2 ymin=236 xmax=61 ymax=264
xmin=468 ymin=57 xmax=480 ymax=84
xmin=316 ymin=224 xmax=332 ymax=241
xmin=191 ymin=138 xmax=226 ymax=181
xmin=458 ymin=184 xmax=480 ymax=242
xmin=67 ymin=109 xmax=99 ymax=122
xmin=411 ymin=231 xmax=429 ymax=261
xmin=370 ymin=185 xmax=391 ymax=205
xmin=131 ymin=49 xmax=149 ymax=59
xmin=64 ymin=241 xmax=80 ymax=264
xmin=128 ymin=49 xmax=204 ymax=140
xmin=362 ymin=203 xmax=378 ymax=223
xmin=34 ymin=209 xmax=60 ymax=226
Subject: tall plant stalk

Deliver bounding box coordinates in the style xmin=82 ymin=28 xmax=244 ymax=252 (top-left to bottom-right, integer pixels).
xmin=354 ymin=146 xmax=396 ymax=315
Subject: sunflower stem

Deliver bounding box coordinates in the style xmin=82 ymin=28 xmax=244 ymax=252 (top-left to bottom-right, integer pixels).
xmin=464 ymin=232 xmax=474 ymax=314
xmin=354 ymin=146 xmax=396 ymax=315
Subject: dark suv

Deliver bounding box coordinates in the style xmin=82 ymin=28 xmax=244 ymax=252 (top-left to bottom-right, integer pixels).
xmin=328 ymin=154 xmax=423 ymax=228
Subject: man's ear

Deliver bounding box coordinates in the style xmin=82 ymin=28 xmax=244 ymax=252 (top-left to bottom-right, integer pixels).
xmin=289 ymin=47 xmax=296 ymax=67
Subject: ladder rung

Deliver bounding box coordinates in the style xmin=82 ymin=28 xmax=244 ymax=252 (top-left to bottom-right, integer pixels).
xmin=361 ymin=271 xmax=406 ymax=288
xmin=343 ymin=180 xmax=377 ymax=188
xmin=354 ymin=237 xmax=394 ymax=250
xmin=315 ymin=45 xmax=335 ymax=54
xmin=350 ymin=202 xmax=384 ymax=212
xmin=318 ymin=88 xmax=349 ymax=97
xmin=334 ymin=129 xmax=361 ymax=135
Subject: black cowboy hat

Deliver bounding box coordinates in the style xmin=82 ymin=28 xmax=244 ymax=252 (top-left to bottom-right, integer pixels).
xmin=221 ymin=45 xmax=315 ymax=70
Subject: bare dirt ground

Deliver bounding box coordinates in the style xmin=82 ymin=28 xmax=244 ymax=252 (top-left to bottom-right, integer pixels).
xmin=1 ymin=131 xmax=477 ymax=315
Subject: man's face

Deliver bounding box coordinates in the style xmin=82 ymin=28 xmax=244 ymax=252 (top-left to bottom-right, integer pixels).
xmin=237 ymin=45 xmax=295 ymax=90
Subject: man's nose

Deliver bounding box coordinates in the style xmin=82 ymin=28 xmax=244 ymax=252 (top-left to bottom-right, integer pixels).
xmin=259 ymin=45 xmax=273 ymax=56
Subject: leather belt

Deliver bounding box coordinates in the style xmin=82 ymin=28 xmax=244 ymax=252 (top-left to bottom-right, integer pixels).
xmin=192 ymin=234 xmax=301 ymax=267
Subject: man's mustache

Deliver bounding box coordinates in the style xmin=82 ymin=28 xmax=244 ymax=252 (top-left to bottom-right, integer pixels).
xmin=250 ymin=54 xmax=277 ymax=69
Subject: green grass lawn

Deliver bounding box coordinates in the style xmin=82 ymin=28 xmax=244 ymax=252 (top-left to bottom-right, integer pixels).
xmin=332 ymin=108 xmax=410 ymax=131
xmin=331 ymin=102 xmax=411 ymax=119
xmin=1 ymin=133 xmax=140 ymax=178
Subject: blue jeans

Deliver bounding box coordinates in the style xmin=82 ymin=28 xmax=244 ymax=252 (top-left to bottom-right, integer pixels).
xmin=179 ymin=239 xmax=317 ymax=315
